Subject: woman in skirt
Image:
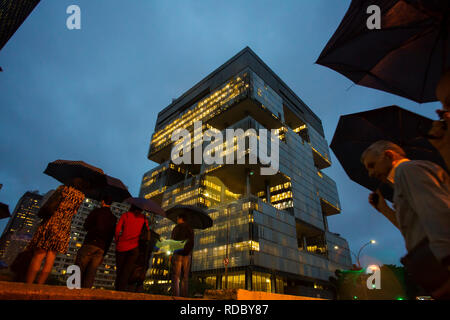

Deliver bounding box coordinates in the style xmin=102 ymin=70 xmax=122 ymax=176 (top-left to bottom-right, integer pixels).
xmin=25 ymin=177 xmax=87 ymax=284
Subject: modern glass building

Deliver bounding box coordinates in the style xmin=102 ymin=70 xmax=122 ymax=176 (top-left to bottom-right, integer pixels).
xmin=140 ymin=47 xmax=352 ymax=298
xmin=0 ymin=190 xmax=42 ymax=265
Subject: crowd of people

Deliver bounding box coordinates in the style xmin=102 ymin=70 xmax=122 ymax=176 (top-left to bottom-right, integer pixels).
xmin=11 ymin=187 xmax=194 ymax=297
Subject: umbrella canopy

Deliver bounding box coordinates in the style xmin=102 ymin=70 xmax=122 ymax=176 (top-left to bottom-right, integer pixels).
xmin=0 ymin=202 xmax=10 ymax=219
xmin=166 ymin=205 xmax=213 ymax=230
xmin=330 ymin=105 xmax=447 ymax=201
xmin=124 ymin=197 xmax=166 ymax=217
xmin=85 ymin=175 xmax=131 ymax=202
xmin=44 ymin=160 xmax=107 ymax=193
xmin=317 ymin=0 xmax=450 ymax=103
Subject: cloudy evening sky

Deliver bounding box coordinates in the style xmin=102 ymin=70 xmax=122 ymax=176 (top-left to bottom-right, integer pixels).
xmin=0 ymin=0 xmax=442 ymax=267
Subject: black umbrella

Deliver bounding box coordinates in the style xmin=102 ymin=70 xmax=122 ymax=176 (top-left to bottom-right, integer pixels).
xmin=0 ymin=202 xmax=10 ymax=219
xmin=85 ymin=175 xmax=131 ymax=202
xmin=317 ymin=0 xmax=450 ymax=103
xmin=166 ymin=205 xmax=213 ymax=230
xmin=330 ymin=105 xmax=447 ymax=201
xmin=44 ymin=160 xmax=107 ymax=193
xmin=124 ymin=197 xmax=166 ymax=217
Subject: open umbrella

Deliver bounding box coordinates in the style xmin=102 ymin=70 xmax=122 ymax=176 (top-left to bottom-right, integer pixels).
xmin=124 ymin=197 xmax=166 ymax=217
xmin=85 ymin=175 xmax=131 ymax=202
xmin=166 ymin=205 xmax=213 ymax=230
xmin=0 ymin=202 xmax=10 ymax=219
xmin=317 ymin=0 xmax=450 ymax=103
xmin=44 ymin=160 xmax=107 ymax=193
xmin=330 ymin=105 xmax=447 ymax=201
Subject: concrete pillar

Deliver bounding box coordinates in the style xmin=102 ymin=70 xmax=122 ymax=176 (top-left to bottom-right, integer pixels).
xmin=245 ymin=269 xmax=252 ymax=291
xmin=271 ymin=274 xmax=276 ymax=293
xmin=217 ymin=273 xmax=223 ymax=289
xmin=265 ymin=180 xmax=271 ymax=204
xmin=246 ymin=173 xmax=251 ymax=198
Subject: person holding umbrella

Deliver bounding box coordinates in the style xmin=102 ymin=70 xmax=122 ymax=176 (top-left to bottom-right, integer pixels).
xmin=166 ymin=205 xmax=212 ymax=297
xmin=114 ymin=204 xmax=149 ymax=291
xmin=75 ymin=195 xmax=117 ymax=289
xmin=25 ymin=177 xmax=88 ymax=284
xmin=114 ymin=197 xmax=166 ymax=292
xmin=361 ymin=140 xmax=450 ymax=299
xmin=75 ymin=175 xmax=130 ymax=288
xmin=170 ymin=213 xmax=194 ymax=297
xmin=22 ymin=160 xmax=106 ymax=284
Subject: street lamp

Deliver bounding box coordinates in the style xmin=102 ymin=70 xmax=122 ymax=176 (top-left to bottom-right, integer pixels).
xmin=334 ymin=240 xmax=376 ymax=268
xmin=356 ymin=240 xmax=376 ymax=268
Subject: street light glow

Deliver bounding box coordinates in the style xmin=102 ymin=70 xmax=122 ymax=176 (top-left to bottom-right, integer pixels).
xmin=370 ymin=240 xmax=376 ymax=244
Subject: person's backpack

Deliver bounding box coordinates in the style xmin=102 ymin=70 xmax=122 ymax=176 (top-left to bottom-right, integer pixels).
xmin=37 ymin=187 xmax=64 ymax=220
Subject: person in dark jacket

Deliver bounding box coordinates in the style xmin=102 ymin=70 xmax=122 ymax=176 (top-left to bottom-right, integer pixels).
xmin=75 ymin=196 xmax=117 ymax=288
xmin=170 ymin=213 xmax=194 ymax=297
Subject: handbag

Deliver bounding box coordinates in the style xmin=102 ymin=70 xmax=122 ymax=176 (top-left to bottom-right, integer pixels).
xmin=400 ymin=238 xmax=450 ymax=294
xmin=139 ymin=219 xmax=150 ymax=242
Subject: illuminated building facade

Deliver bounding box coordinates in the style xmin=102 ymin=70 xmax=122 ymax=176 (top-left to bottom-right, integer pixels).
xmin=0 ymin=191 xmax=42 ymax=265
xmin=0 ymin=0 xmax=40 ymax=51
xmin=51 ymin=199 xmax=131 ymax=289
xmin=141 ymin=47 xmax=352 ymax=298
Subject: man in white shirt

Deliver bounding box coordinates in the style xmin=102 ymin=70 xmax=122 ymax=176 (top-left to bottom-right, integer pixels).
xmin=361 ymin=140 xmax=450 ymax=299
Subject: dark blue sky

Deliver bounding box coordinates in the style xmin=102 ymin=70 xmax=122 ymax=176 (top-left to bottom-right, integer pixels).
xmin=0 ymin=0 xmax=441 ymax=266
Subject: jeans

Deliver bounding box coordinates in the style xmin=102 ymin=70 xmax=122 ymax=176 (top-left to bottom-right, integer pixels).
xmin=115 ymin=247 xmax=139 ymax=291
xmin=75 ymin=244 xmax=104 ymax=289
xmin=171 ymin=253 xmax=191 ymax=297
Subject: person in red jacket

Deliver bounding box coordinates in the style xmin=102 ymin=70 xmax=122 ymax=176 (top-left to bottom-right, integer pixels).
xmin=114 ymin=204 xmax=149 ymax=291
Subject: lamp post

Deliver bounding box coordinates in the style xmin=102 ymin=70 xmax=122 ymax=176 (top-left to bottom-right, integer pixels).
xmin=356 ymin=240 xmax=376 ymax=268
xmin=334 ymin=239 xmax=376 ymax=269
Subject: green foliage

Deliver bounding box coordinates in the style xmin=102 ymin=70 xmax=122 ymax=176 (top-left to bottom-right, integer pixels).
xmin=331 ymin=264 xmax=418 ymax=300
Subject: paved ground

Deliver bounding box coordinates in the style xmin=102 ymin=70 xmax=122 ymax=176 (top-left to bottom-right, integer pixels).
xmin=0 ymin=281 xmax=200 ymax=300
xmin=0 ymin=280 xmax=325 ymax=300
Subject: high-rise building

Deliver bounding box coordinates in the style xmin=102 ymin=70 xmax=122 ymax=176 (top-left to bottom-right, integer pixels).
xmin=0 ymin=0 xmax=40 ymax=51
xmin=140 ymin=47 xmax=352 ymax=299
xmin=0 ymin=190 xmax=42 ymax=265
xmin=51 ymin=199 xmax=131 ymax=289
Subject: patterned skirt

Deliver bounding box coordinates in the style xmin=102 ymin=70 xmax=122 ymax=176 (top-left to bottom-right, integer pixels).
xmin=27 ymin=185 xmax=84 ymax=254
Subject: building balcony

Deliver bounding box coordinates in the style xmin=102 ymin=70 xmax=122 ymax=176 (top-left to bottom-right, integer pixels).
xmin=206 ymin=97 xmax=283 ymax=131
xmin=320 ymin=198 xmax=341 ymax=216
xmin=311 ymin=147 xmax=331 ymax=170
